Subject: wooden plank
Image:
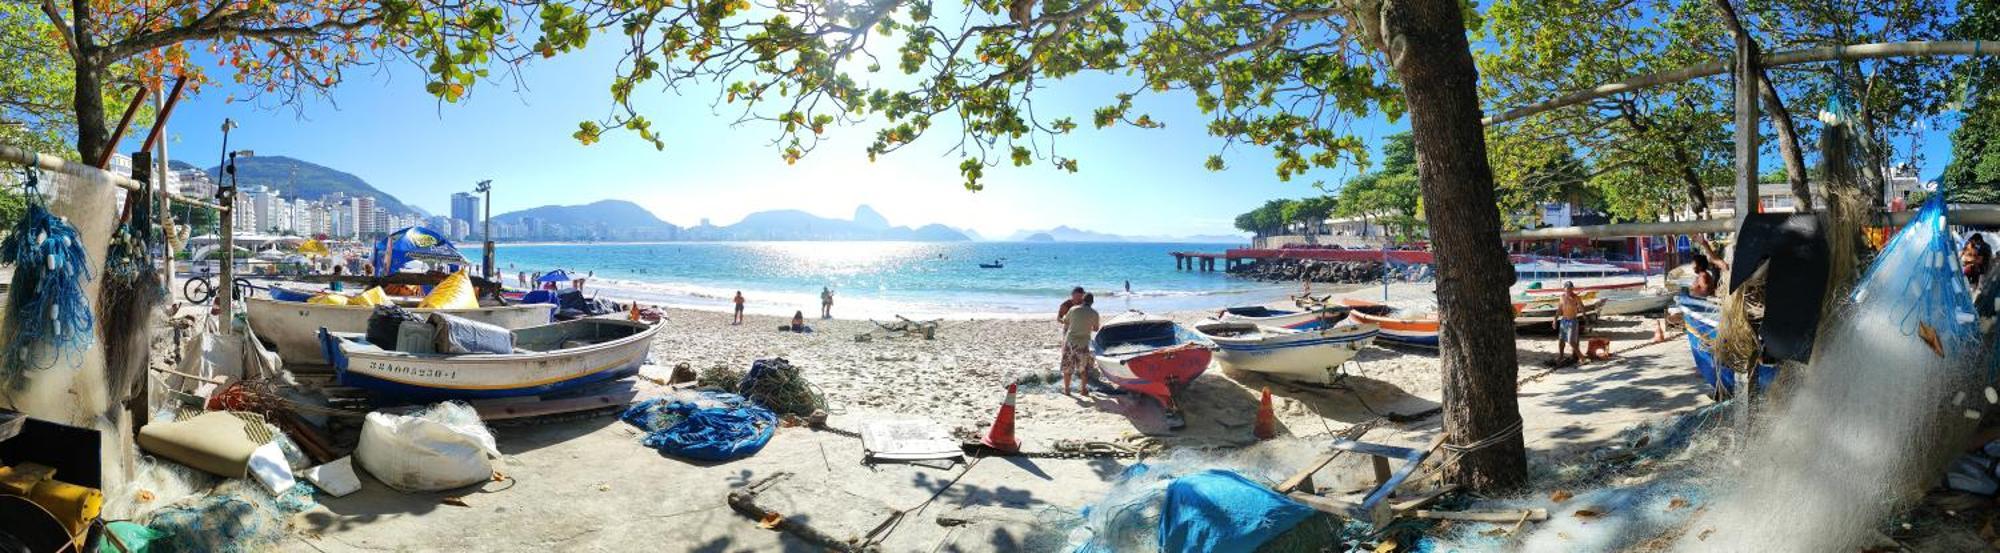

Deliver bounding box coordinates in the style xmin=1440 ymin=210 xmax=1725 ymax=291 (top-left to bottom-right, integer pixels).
xmin=1407 ymin=508 xmax=1549 ymax=523
xmin=1288 ymin=491 xmax=1391 ymax=528
xmin=472 ymin=388 xmax=639 ymax=420
xmin=1274 ymin=426 xmax=1376 ymax=494
xmin=1355 ymin=434 xmax=1448 ymax=513
xmin=1390 ymin=484 xmax=1460 ymax=513
xmin=1371 ymin=456 xmax=1392 ymax=488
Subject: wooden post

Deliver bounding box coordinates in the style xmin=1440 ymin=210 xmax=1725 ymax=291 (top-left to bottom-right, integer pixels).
xmin=1731 ymin=27 xmax=1760 ymax=233
xmin=218 ymin=179 xmax=236 ymax=335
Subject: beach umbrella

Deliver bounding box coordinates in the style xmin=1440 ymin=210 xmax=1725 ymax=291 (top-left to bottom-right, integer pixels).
xmin=538 ymin=269 xmax=574 ymax=283
xmin=372 ymin=226 xmax=466 ymax=276
xmin=298 ymin=239 xmax=329 ymax=257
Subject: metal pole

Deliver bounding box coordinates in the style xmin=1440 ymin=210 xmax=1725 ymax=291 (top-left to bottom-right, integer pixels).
xmin=218 ymin=121 xmax=237 ymax=335
xmin=477 ymin=180 xmax=494 ymax=280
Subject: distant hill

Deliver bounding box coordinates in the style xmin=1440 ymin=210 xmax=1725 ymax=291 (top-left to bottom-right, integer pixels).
xmin=685 ymin=205 xmax=970 ymax=241
xmin=204 ymin=155 xmax=418 ymax=215
xmin=493 ymin=200 xmax=678 ymax=231
xmin=1006 ymin=225 xmax=1247 ymax=243
xmin=1006 ymin=226 xmax=1128 ymax=242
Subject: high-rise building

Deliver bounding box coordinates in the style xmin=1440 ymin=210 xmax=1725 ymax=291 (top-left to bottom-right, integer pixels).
xmin=451 ymin=218 xmax=471 ymax=239
xmin=451 ymin=192 xmax=481 ymax=228
xmin=353 ymin=196 xmax=378 ymax=236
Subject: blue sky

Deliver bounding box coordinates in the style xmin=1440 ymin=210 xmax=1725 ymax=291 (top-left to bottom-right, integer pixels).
xmin=125 ymin=23 xmax=1956 ymax=239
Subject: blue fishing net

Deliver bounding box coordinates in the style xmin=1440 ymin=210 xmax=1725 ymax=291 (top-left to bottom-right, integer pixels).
xmin=140 ymin=480 xmax=318 ymax=553
xmin=0 ymin=169 xmax=95 ymax=380
xmin=621 ymin=391 xmax=777 ymax=461
xmin=1849 ymin=195 xmax=1981 ymax=363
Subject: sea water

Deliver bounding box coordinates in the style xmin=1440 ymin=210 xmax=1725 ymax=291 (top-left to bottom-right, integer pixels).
xmin=475 ymin=241 xmax=1291 ymax=319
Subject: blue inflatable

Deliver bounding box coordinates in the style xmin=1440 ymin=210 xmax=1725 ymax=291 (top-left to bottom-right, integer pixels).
xmin=621 ymin=392 xmax=777 ymax=462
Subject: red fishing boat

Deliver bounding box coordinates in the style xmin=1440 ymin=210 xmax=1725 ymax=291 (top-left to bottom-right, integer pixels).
xmin=1091 ymin=315 xmax=1214 ymax=428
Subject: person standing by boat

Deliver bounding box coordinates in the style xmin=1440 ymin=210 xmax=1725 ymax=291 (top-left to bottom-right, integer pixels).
xmin=1689 ymin=255 xmax=1720 ymax=298
xmin=1057 ymin=286 xmax=1085 ymax=323
xmin=733 ymin=291 xmax=746 ymax=325
xmin=821 ymin=287 xmax=835 ymax=319
xmin=1060 ymin=293 xmax=1101 ymax=398
xmin=1555 ymin=281 xmax=1584 ymax=364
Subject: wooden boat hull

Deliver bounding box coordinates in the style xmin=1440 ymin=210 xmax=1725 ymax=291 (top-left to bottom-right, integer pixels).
xmin=1677 ymin=294 xmax=1777 ymax=398
xmin=320 ymin=318 xmax=661 ymax=399
xmin=1092 ymin=318 xmax=1213 ymax=414
xmin=1216 ymin=305 xmax=1347 ymax=330
xmin=1600 ymin=291 xmax=1673 ymax=315
xmin=1511 ymin=295 xmax=1603 ymax=328
xmin=1521 ymin=280 xmax=1645 ymax=295
xmin=1347 ymin=310 xmax=1439 ymax=348
xmin=247 ymin=297 xmax=556 ymax=365
xmin=1196 ymin=321 xmax=1378 ymax=385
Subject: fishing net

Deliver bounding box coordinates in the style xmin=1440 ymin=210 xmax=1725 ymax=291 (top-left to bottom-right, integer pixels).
xmin=0 ymin=168 xmax=97 ymax=383
xmin=737 ymin=357 xmax=827 ymax=417
xmin=1412 ymin=402 xmax=1739 ymax=552
xmin=139 ymin=477 xmax=318 ymax=553
xmin=1693 ymin=195 xmax=1985 ymax=551
xmin=1060 ymin=443 xmax=1383 ymax=553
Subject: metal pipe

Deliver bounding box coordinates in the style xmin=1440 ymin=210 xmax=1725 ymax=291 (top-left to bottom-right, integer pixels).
xmin=0 ymin=142 xmax=228 ymax=210
xmin=1487 ymin=40 xmax=2000 ymax=125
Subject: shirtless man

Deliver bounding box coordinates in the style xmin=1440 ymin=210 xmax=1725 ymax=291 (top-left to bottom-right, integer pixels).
xmin=1555 ymin=281 xmax=1584 ymax=363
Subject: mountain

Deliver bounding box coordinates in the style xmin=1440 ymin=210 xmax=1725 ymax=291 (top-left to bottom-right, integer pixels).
xmin=852 ymin=205 xmax=890 ymax=230
xmin=687 ymin=205 xmax=970 ymax=241
xmin=205 ymin=155 xmax=418 ymax=215
xmin=953 ymin=227 xmax=985 ymax=241
xmin=1006 ymin=225 xmax=1128 ymax=242
xmin=1005 ymin=226 xmax=1247 ymax=243
xmin=492 ymin=200 xmax=679 ymax=231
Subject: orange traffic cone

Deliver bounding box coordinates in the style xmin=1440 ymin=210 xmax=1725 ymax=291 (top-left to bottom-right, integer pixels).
xmin=982 ymin=384 xmax=1021 ymax=453
xmin=1254 ymin=386 xmax=1276 ymax=440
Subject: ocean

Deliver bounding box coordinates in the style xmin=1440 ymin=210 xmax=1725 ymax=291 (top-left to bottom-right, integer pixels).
xmin=480 ymin=241 xmax=1288 ymax=319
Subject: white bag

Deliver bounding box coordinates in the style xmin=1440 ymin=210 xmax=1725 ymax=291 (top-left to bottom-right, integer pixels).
xmin=355 ymin=402 xmax=499 ymax=492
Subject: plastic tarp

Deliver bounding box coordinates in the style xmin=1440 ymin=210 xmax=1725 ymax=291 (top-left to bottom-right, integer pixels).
xmin=354 ymin=402 xmax=498 ymax=492
xmin=1157 ymin=470 xmax=1317 ymax=553
xmin=372 ymin=226 xmax=467 ymax=276
xmin=427 ymin=313 xmax=513 ymax=354
xmin=418 ymin=270 xmax=479 ymax=310
xmin=537 ymin=269 xmax=574 ymax=283
xmin=621 ymin=391 xmax=776 ymax=461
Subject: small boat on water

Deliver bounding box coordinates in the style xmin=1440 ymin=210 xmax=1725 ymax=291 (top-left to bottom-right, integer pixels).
xmin=978 ymin=259 xmax=1005 ymax=269
xmin=1215 ymin=304 xmax=1348 ymax=330
xmin=1340 ymin=299 xmax=1439 ymax=348
xmin=1092 ymin=315 xmax=1214 ymax=427
xmin=319 ymin=318 xmax=662 ymax=399
xmin=1195 ymin=321 xmax=1378 ymax=385
xmin=247 ymin=297 xmax=556 ymax=365
xmin=1678 ymin=294 xmax=1777 ymax=399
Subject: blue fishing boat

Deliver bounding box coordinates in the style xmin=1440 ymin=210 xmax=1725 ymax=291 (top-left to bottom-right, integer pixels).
xmin=1215 ymin=305 xmax=1347 ymax=330
xmin=1677 ymin=294 xmax=1777 ymax=399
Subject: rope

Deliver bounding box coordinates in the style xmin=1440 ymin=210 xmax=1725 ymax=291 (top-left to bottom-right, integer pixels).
xmin=737 ymin=357 xmax=830 ymax=417
xmin=0 ymin=166 xmax=96 ymax=380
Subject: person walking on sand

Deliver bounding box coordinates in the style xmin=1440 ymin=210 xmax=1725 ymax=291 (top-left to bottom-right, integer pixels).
xmin=821 ymin=287 xmax=835 ymax=319
xmin=732 ymin=291 xmax=746 ymax=325
xmin=1057 ymin=286 xmax=1085 ymax=323
xmin=1555 ymin=281 xmax=1584 ymax=363
xmin=1060 ymin=293 xmax=1101 ymax=398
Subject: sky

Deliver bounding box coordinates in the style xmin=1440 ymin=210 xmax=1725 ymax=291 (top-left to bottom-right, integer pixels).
xmin=119 ymin=16 xmax=1958 ymax=240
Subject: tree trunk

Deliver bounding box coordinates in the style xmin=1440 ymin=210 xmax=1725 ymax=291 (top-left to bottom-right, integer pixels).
xmin=1382 ymin=0 xmax=1527 ymax=491
xmin=67 ymin=0 xmax=110 ymax=166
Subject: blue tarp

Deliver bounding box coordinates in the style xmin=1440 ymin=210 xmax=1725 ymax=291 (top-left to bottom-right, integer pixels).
xmin=372 ymin=226 xmax=467 ymax=276
xmin=621 ymin=391 xmax=776 ymax=461
xmin=1158 ymin=470 xmax=1317 ymax=553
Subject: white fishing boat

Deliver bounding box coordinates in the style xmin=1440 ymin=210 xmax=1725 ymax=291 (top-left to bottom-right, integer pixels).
xmin=1599 ymin=288 xmax=1676 ymax=315
xmin=1195 ymin=321 xmax=1379 ymax=385
xmin=247 ymin=297 xmax=556 ymax=365
xmin=318 ymin=318 xmax=662 ymax=399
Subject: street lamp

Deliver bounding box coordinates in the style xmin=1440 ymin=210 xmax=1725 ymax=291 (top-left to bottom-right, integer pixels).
xmin=475 ymin=179 xmax=493 ymax=280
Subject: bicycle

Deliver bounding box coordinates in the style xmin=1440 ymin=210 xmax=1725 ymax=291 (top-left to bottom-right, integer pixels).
xmin=182 ymin=268 xmax=255 ymax=304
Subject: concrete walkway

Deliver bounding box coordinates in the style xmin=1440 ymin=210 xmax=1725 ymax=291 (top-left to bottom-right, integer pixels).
xmin=283 ymin=326 xmax=1709 ymax=552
